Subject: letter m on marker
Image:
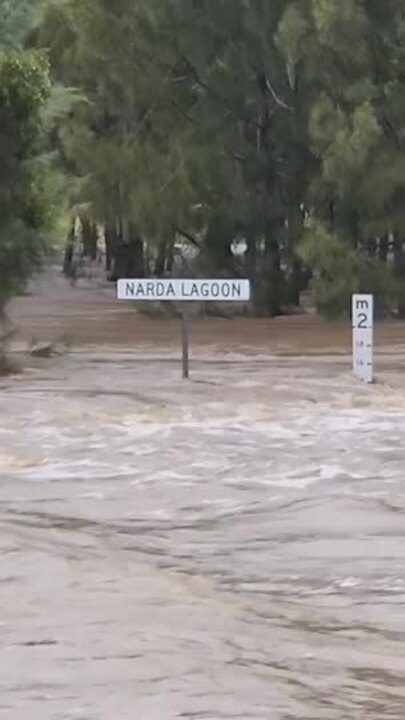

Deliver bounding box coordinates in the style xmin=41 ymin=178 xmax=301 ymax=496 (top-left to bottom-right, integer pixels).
xmin=356 ymin=299 xmax=368 ymax=310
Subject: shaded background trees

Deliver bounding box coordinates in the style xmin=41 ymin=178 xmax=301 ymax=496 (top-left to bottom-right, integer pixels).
xmin=0 ymin=0 xmax=51 ymax=316
xmin=0 ymin=0 xmax=80 ymax=321
xmin=3 ymin=0 xmax=405 ymax=317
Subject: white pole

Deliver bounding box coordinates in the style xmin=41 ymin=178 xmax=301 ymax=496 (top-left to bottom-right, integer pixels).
xmin=352 ymin=294 xmax=373 ymax=383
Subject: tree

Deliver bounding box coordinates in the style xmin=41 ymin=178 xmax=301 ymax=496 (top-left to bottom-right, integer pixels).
xmin=41 ymin=0 xmax=310 ymax=312
xmin=0 ymin=0 xmax=84 ymax=331
xmin=0 ymin=3 xmax=51 ymax=319
xmin=38 ymin=0 xmax=405 ymax=317
xmin=280 ymin=0 xmax=405 ymax=315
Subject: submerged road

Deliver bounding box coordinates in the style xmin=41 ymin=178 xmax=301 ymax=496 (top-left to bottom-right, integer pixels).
xmin=1 ymin=347 xmax=405 ymax=719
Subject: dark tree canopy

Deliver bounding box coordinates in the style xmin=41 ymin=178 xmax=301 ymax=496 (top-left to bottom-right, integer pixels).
xmin=3 ymin=0 xmax=405 ymax=317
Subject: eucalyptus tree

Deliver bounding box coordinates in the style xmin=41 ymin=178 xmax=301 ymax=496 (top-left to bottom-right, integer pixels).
xmin=38 ymin=0 xmax=405 ymax=315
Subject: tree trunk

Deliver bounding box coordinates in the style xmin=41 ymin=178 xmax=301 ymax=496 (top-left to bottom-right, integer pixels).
xmin=351 ymin=212 xmax=360 ymax=248
xmin=367 ymin=237 xmax=377 ymax=258
xmin=155 ymin=239 xmax=167 ymax=277
xmin=285 ymin=204 xmax=306 ymax=307
xmin=329 ymin=200 xmax=335 ymax=232
xmin=125 ymin=223 xmax=145 ymax=278
xmin=378 ymin=235 xmax=389 ymax=263
xmin=81 ymin=219 xmax=97 ymax=260
xmin=166 ymin=238 xmax=174 ymax=274
xmin=393 ymin=234 xmax=405 ymax=317
xmin=286 ymin=259 xmax=308 ymax=307
xmin=125 ymin=237 xmax=144 ymax=277
xmin=63 ymin=218 xmax=76 ymax=279
xmin=90 ymin=222 xmax=98 ymax=260
xmin=81 ymin=219 xmax=90 ymax=257
xmin=105 ymin=222 xmax=118 ymax=272
xmin=245 ymin=236 xmax=256 ymax=277
xmin=262 ymin=235 xmax=283 ymax=316
xmin=205 ymin=217 xmax=233 ymax=270
xmin=117 ymin=216 xmax=124 ymax=243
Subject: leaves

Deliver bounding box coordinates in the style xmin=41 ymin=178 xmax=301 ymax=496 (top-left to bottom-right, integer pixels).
xmin=0 ymin=1 xmax=56 ymax=311
xmin=16 ymin=0 xmax=405 ymax=316
xmin=0 ymin=0 xmax=46 ymax=48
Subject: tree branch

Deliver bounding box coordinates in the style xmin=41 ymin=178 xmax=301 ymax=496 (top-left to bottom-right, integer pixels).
xmin=172 ymin=225 xmax=203 ymax=250
xmin=265 ymin=77 xmax=293 ymax=112
xmin=183 ymin=58 xmax=263 ymax=130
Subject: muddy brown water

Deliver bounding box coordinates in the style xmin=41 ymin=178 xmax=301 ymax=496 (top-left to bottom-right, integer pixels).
xmin=1 ymin=274 xmax=405 ymax=718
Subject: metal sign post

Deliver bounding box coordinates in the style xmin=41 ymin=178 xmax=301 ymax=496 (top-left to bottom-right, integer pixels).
xmin=180 ymin=305 xmax=190 ymax=380
xmin=352 ymin=294 xmax=373 ymax=383
xmin=117 ymin=278 xmax=251 ymax=379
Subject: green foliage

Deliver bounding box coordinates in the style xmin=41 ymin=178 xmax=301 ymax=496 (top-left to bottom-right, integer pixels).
xmin=298 ymin=220 xmax=393 ymax=318
xmin=0 ymin=219 xmax=45 ymax=309
xmin=0 ymin=48 xmax=50 ymax=148
xmin=0 ymin=0 xmax=46 ymax=48
xmin=23 ymin=0 xmax=405 ymax=318
xmin=0 ymin=2 xmax=57 ymax=313
xmin=310 ymin=98 xmax=382 ymax=197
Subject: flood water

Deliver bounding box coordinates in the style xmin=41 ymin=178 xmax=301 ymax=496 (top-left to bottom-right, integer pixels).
xmin=1 ymin=280 xmax=405 ymax=718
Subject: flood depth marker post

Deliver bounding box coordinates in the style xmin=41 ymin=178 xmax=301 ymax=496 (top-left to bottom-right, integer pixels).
xmin=117 ymin=278 xmax=251 ymax=379
xmin=352 ymin=294 xmax=373 ymax=383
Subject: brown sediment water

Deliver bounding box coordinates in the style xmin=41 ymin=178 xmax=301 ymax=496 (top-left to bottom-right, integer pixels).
xmin=1 ymin=271 xmax=404 ymax=719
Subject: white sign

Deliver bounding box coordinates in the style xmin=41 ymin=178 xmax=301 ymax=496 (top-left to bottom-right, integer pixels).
xmin=117 ymin=278 xmax=251 ymax=302
xmin=352 ymin=294 xmax=373 ymax=383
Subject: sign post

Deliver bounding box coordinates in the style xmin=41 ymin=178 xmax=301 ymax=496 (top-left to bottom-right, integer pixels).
xmin=180 ymin=305 xmax=190 ymax=380
xmin=352 ymin=294 xmax=373 ymax=383
xmin=117 ymin=278 xmax=251 ymax=379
